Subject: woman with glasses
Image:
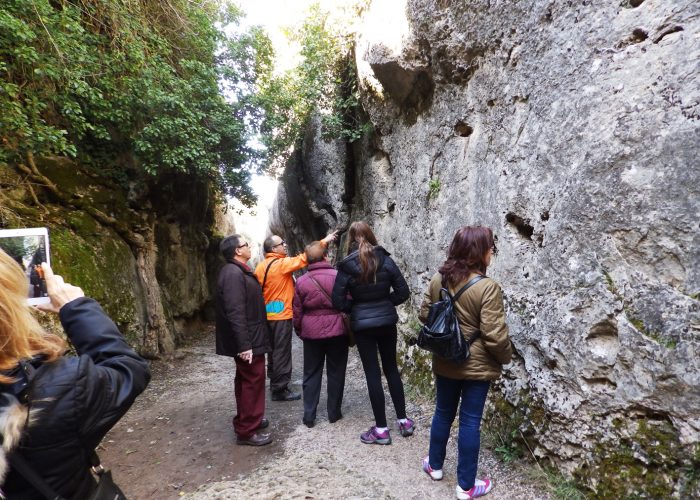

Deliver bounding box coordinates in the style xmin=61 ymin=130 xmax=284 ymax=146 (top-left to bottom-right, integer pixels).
xmin=419 ymin=226 xmax=512 ymax=500
xmin=331 ymin=221 xmax=414 ymax=445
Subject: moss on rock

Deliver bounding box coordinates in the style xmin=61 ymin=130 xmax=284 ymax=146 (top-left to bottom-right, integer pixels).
xmin=397 ymin=315 xmax=435 ymax=399
xmin=574 ymin=417 xmax=695 ymax=498
xmin=50 ymin=223 xmax=142 ymax=345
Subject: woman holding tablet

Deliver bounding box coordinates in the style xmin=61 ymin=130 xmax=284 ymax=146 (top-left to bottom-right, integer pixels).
xmin=0 ymin=247 xmax=150 ymax=499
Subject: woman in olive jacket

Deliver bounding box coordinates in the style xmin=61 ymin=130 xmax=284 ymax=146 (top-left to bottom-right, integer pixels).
xmin=419 ymin=226 xmax=512 ymax=500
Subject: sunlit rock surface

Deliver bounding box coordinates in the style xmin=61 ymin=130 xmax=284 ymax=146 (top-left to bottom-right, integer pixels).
xmin=272 ymin=0 xmax=700 ymax=495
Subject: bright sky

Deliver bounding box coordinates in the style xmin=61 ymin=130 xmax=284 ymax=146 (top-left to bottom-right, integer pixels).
xmin=233 ymin=0 xmax=326 ymax=210
xmin=236 ymin=0 xmax=358 ymax=72
xmin=232 ymin=1 xmax=353 ymax=222
xmin=231 ymin=0 xmax=360 ymax=248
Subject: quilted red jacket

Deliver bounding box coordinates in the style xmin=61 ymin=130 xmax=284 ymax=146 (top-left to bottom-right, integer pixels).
xmin=292 ymin=261 xmax=346 ymax=340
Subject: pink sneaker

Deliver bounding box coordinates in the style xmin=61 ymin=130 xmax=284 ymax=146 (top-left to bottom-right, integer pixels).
xmin=456 ymin=478 xmax=492 ymax=499
xmin=422 ymin=456 xmax=443 ymax=480
xmin=360 ymin=426 xmax=391 ymax=445
xmin=398 ymin=417 xmax=415 ymax=437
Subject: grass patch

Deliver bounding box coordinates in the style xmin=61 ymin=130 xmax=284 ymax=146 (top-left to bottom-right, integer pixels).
xmin=524 ymin=466 xmax=589 ymax=500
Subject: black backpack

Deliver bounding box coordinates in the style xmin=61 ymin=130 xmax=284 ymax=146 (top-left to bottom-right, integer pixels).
xmin=417 ymin=275 xmax=484 ymax=362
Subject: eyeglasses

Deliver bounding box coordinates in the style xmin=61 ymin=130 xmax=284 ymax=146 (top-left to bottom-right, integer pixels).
xmin=237 ymin=242 xmax=249 ymax=249
xmin=274 ymin=240 xmax=287 ymax=248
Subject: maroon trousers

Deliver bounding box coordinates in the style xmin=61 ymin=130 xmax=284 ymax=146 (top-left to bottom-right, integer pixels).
xmin=233 ymin=354 xmax=266 ymax=439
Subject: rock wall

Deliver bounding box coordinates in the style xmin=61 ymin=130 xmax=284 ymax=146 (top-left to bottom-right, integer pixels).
xmin=0 ymin=157 xmax=227 ymax=355
xmin=270 ymin=0 xmax=700 ymax=495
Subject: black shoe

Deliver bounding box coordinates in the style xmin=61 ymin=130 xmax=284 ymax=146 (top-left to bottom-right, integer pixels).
xmin=271 ymin=389 xmax=301 ymax=401
xmin=329 ymin=414 xmax=343 ymax=424
xmin=303 ymin=419 xmax=315 ymax=428
xmin=257 ymin=417 xmax=270 ymax=430
xmin=236 ymin=432 xmax=272 ymax=446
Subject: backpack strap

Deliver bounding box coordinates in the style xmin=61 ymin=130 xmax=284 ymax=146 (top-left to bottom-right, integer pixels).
xmin=261 ymin=258 xmax=280 ymax=291
xmin=451 ymin=275 xmax=485 ymax=303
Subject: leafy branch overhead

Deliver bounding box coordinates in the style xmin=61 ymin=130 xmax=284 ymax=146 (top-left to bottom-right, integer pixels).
xmin=0 ymin=0 xmax=274 ymax=207
xmin=255 ymin=2 xmax=371 ymax=174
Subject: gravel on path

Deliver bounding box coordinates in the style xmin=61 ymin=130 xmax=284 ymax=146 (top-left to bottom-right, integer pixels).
xmin=177 ymin=332 xmax=552 ymax=500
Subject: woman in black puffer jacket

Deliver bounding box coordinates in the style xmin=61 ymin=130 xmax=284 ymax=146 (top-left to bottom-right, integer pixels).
xmin=0 ymin=249 xmax=150 ymax=499
xmin=332 ymin=221 xmax=413 ymax=445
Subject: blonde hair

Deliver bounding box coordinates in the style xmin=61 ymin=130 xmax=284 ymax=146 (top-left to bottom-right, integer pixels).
xmin=0 ymin=249 xmax=66 ymax=383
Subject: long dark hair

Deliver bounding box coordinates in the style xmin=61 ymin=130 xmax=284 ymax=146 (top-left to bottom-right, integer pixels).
xmin=346 ymin=221 xmax=379 ymax=284
xmin=439 ymin=226 xmax=496 ymax=287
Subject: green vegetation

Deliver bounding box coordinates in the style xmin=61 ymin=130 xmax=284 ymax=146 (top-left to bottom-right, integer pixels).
xmin=575 ymin=418 xmax=695 ymax=498
xmin=256 ymin=2 xmax=371 ymax=173
xmin=626 ymin=312 xmax=677 ymax=349
xmin=483 ymin=391 xmax=532 ymax=464
xmin=397 ymin=314 xmax=435 ymax=399
xmin=0 ymin=0 xmax=273 ymax=206
xmin=428 ymin=177 xmax=441 ymax=200
xmin=526 ymin=467 xmax=587 ymax=500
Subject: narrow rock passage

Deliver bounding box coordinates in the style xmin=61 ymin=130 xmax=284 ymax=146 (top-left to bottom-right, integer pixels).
xmin=101 ymin=328 xmax=550 ymax=499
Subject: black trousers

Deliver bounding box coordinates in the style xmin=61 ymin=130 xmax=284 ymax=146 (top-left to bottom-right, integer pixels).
xmin=268 ymin=319 xmax=293 ymax=393
xmin=355 ymin=324 xmax=407 ymax=427
xmin=302 ymin=336 xmax=349 ymax=422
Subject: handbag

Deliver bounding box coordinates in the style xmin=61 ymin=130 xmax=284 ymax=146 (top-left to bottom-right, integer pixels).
xmin=8 ymin=449 xmax=126 ymax=500
xmin=340 ymin=313 xmax=356 ymax=347
xmin=308 ymin=275 xmax=355 ymax=347
xmin=417 ymin=275 xmax=484 ymax=362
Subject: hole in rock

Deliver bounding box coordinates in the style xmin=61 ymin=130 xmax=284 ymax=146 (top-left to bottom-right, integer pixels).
xmin=487 ymin=99 xmax=496 ymax=107
xmin=630 ymin=28 xmax=648 ymax=43
xmin=540 ymin=210 xmax=550 ymax=221
xmin=454 ymin=121 xmax=473 ymax=137
xmin=628 ymin=0 xmax=645 ymax=7
xmin=505 ymin=212 xmax=534 ymax=240
xmin=582 ymin=377 xmax=618 ymax=389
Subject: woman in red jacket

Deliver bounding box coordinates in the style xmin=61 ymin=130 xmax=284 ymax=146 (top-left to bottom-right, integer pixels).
xmin=292 ymin=241 xmax=349 ymax=428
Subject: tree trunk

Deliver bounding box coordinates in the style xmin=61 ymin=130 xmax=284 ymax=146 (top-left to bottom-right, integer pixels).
xmin=135 ymin=237 xmax=175 ymax=358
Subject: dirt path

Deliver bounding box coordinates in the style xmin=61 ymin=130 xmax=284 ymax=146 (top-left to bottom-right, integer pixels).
xmin=101 ymin=328 xmax=551 ymax=499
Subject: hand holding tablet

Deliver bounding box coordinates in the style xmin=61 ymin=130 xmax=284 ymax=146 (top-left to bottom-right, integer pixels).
xmin=36 ymin=263 xmax=85 ymax=313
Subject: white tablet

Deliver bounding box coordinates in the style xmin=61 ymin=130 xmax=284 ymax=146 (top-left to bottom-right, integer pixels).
xmin=0 ymin=227 xmax=51 ymax=305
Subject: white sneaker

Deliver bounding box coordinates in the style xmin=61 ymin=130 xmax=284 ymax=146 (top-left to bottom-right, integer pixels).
xmin=422 ymin=456 xmax=443 ymax=480
xmin=456 ymin=478 xmax=493 ymax=499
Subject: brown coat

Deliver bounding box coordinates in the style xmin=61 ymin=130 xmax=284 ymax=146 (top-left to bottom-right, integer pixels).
xmin=215 ymin=260 xmax=272 ymax=357
xmin=419 ymin=272 xmax=512 ymax=380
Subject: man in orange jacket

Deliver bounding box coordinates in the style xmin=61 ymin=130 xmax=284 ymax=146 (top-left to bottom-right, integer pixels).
xmin=255 ymin=231 xmax=338 ymax=401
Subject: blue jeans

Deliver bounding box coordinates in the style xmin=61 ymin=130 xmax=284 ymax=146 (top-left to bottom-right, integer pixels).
xmin=428 ymin=376 xmax=490 ymax=490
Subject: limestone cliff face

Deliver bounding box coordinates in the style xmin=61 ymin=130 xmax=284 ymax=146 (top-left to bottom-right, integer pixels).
xmin=270 ymin=0 xmax=700 ymax=495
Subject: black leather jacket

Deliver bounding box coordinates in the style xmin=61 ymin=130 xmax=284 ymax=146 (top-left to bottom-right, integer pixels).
xmin=332 ymin=246 xmax=410 ymax=332
xmin=0 ymin=298 xmax=151 ymax=499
